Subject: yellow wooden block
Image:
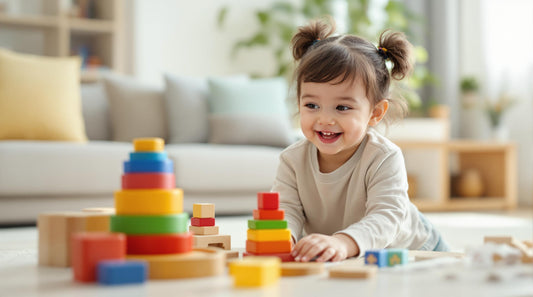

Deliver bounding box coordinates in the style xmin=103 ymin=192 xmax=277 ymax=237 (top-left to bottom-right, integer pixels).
xmin=247 ymin=229 xmax=291 ymax=242
xmin=133 ymin=138 xmax=164 ymax=152
xmin=128 ymin=248 xmax=225 ymax=279
xmin=229 ymin=256 xmax=281 ymax=287
xmin=115 ymin=189 xmax=183 ymax=215
xmin=189 ymin=225 xmax=219 ymax=235
xmin=38 ymin=211 xmax=110 ymax=267
xmin=193 ymin=203 xmax=215 ymax=218
xmin=193 ymin=234 xmax=231 ymax=250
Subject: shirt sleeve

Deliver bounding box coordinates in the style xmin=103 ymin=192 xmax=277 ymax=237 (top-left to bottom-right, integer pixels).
xmin=334 ymin=149 xmax=409 ymax=256
xmin=271 ymin=153 xmax=305 ymax=242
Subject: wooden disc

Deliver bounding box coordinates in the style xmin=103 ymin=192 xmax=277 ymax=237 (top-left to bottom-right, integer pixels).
xmin=281 ymin=262 xmax=325 ymax=276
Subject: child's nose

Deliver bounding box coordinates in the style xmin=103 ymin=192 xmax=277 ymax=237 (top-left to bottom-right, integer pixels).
xmin=318 ymin=112 xmax=335 ymax=126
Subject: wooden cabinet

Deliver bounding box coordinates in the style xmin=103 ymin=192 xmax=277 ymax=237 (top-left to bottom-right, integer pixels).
xmin=396 ymin=140 xmax=517 ymax=211
xmin=0 ymin=0 xmax=124 ymax=82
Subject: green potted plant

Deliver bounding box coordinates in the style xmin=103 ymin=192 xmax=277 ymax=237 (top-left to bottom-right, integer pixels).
xmin=459 ymin=76 xmax=480 ymax=109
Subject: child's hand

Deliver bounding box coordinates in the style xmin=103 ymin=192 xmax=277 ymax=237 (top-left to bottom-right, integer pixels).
xmin=291 ymin=233 xmax=359 ymax=262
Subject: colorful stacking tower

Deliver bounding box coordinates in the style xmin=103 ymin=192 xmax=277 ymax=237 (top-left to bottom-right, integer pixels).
xmin=244 ymin=192 xmax=294 ymax=262
xmin=190 ymin=203 xmax=231 ymax=250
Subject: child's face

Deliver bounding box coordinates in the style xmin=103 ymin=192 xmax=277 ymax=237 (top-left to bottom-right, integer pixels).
xmin=299 ymin=78 xmax=387 ymax=163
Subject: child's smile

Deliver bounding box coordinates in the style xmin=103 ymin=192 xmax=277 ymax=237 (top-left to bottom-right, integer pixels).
xmin=316 ymin=130 xmax=342 ymax=143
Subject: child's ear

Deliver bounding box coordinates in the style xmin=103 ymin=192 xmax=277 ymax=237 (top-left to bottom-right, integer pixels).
xmin=368 ymin=99 xmax=389 ymax=126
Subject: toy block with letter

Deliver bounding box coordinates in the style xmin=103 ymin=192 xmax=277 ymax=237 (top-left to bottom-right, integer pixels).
xmin=387 ymin=249 xmax=408 ymax=266
xmin=97 ymin=260 xmax=147 ymax=285
xmin=229 ymin=256 xmax=281 ymax=287
xmin=365 ymin=249 xmax=388 ymax=267
xmin=245 ymin=192 xmax=293 ymax=261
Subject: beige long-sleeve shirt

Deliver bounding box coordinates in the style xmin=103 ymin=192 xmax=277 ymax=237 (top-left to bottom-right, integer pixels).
xmin=272 ymin=129 xmax=430 ymax=256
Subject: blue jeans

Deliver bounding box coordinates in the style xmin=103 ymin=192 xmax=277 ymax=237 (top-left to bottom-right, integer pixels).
xmin=418 ymin=211 xmax=450 ymax=252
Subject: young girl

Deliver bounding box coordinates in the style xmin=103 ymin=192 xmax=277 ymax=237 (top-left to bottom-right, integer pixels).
xmin=272 ymin=19 xmax=449 ymax=262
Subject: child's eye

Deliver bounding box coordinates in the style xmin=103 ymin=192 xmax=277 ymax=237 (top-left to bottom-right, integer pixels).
xmin=336 ymin=105 xmax=351 ymax=111
xmin=304 ymin=103 xmax=319 ymax=109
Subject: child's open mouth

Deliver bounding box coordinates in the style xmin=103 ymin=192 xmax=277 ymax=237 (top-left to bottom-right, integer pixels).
xmin=317 ymin=131 xmax=341 ymax=143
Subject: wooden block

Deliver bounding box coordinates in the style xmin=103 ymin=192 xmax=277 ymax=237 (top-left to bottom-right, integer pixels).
xmin=191 ymin=217 xmax=215 ymax=227
xmin=409 ymin=250 xmax=465 ymax=261
xmin=129 ymin=151 xmax=167 ymax=161
xmin=38 ymin=211 xmax=111 ymax=267
xmin=128 ymin=248 xmax=225 ymax=279
xmin=82 ymin=208 xmax=115 ymax=214
xmin=387 ymin=249 xmax=408 ymax=267
xmin=253 ymin=209 xmax=284 ymax=220
xmin=246 ymin=240 xmax=292 ymax=254
xmin=243 ymin=252 xmax=295 ymax=262
xmin=193 ymin=203 xmax=215 ymax=218
xmin=247 ymin=229 xmax=291 ymax=242
xmin=365 ymin=250 xmax=388 ymax=267
xmin=193 ymin=234 xmax=231 ymax=250
xmin=189 ymin=225 xmax=219 ymax=235
xmin=281 ymin=262 xmax=325 ymax=276
xmin=329 ymin=265 xmax=378 ymax=279
xmin=257 ymin=192 xmax=279 ymax=210
xmin=71 ymin=232 xmax=126 ymax=282
xmin=523 ymin=240 xmax=533 ymax=249
xmin=225 ymin=250 xmax=240 ymax=260
xmin=484 ymin=236 xmax=531 ymax=257
xmin=133 ymin=138 xmax=164 ymax=152
xmin=229 ymin=256 xmax=281 ymax=287
xmin=248 ymin=219 xmax=287 ymax=230
xmin=97 ymin=260 xmax=147 ymax=285
xmin=111 ymin=213 xmax=188 ymax=235
xmin=126 ymin=233 xmax=193 ymax=255
xmin=114 ymin=189 xmax=183 ymax=215
xmin=123 ymin=159 xmax=174 ymax=173
xmin=121 ymin=173 xmax=175 ymax=189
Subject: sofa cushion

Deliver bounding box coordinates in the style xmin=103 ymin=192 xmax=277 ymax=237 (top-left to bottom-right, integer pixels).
xmin=0 ymin=49 xmax=87 ymax=142
xmin=161 ymin=144 xmax=282 ymax=193
xmin=81 ymin=82 xmax=111 ymax=141
xmin=104 ymin=74 xmax=167 ymax=142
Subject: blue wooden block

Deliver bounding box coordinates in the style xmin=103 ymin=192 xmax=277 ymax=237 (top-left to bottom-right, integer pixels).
xmin=97 ymin=260 xmax=147 ymax=285
xmin=364 ymin=249 xmax=388 ymax=267
xmin=124 ymin=159 xmax=173 ymax=173
xmin=130 ymin=151 xmax=168 ymax=161
xmin=387 ymin=248 xmax=408 ymax=267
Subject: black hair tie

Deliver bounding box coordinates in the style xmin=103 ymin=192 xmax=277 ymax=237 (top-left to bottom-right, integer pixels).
xmin=378 ymin=46 xmax=389 ymax=60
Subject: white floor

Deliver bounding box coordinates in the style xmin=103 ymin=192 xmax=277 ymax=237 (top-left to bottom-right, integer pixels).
xmin=0 ymin=211 xmax=532 ymax=297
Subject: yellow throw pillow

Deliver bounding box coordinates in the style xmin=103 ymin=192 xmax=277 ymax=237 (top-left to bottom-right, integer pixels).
xmin=0 ymin=49 xmax=87 ymax=142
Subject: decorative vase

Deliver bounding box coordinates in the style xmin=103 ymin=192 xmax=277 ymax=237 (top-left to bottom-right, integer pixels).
xmin=455 ymin=169 xmax=484 ymax=198
xmin=491 ymin=125 xmax=508 ymax=141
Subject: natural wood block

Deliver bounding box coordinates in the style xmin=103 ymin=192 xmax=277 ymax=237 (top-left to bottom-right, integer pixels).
xmin=225 ymin=250 xmax=240 ymax=260
xmin=229 ymin=256 xmax=281 ymax=287
xmin=126 ymin=233 xmax=193 ymax=255
xmin=193 ymin=234 xmax=231 ymax=250
xmin=189 ymin=225 xmax=219 ymax=235
xmin=71 ymin=232 xmax=126 ymax=282
xmin=243 ymin=252 xmax=295 ymax=262
xmin=110 ymin=213 xmax=188 ymax=235
xmin=410 ymin=250 xmax=465 ymax=261
xmin=247 ymin=229 xmax=291 ymax=242
xmin=191 ymin=217 xmax=215 ymax=227
xmin=193 ymin=203 xmax=215 ymax=218
xmin=82 ymin=207 xmax=115 ymax=214
xmin=114 ymin=189 xmax=183 ymax=215
xmin=246 ymin=240 xmax=292 ymax=254
xmin=128 ymin=249 xmax=225 ymax=279
xmin=253 ymin=209 xmax=285 ymax=220
xmin=38 ymin=211 xmax=111 ymax=267
xmin=281 ymin=262 xmax=325 ymax=276
xmin=484 ymin=236 xmax=533 ymax=262
xmin=329 ymin=265 xmax=378 ymax=279
xmin=248 ymin=219 xmax=287 ymax=230
xmin=133 ymin=138 xmax=164 ymax=152
xmin=257 ymin=192 xmax=279 ymax=210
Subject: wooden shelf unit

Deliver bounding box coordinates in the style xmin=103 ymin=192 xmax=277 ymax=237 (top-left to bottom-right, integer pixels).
xmin=0 ymin=0 xmax=124 ymax=82
xmin=396 ymin=140 xmax=517 ymax=211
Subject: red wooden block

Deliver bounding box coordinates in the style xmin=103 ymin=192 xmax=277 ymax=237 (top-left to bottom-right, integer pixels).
xmin=191 ymin=217 xmax=215 ymax=227
xmin=71 ymin=232 xmax=126 ymax=282
xmin=126 ymin=232 xmax=193 ymax=255
xmin=246 ymin=240 xmax=292 ymax=254
xmin=243 ymin=252 xmax=294 ymax=262
xmin=253 ymin=209 xmax=285 ymax=220
xmin=257 ymin=192 xmax=279 ymax=210
xmin=121 ymin=173 xmax=175 ymax=189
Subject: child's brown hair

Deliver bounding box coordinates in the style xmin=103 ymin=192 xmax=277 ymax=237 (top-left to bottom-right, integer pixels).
xmin=291 ymin=19 xmax=414 ymax=125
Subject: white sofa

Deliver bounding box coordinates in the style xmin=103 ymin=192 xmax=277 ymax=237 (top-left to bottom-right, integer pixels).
xmin=0 ymin=80 xmax=285 ymax=224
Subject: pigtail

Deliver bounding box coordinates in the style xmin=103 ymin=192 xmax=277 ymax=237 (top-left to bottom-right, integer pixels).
xmin=378 ymin=30 xmax=414 ymax=81
xmin=291 ymin=19 xmax=336 ymax=61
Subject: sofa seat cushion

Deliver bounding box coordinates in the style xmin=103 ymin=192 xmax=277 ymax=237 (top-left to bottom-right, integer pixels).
xmin=0 ymin=141 xmax=130 ymax=195
xmin=166 ymin=144 xmax=281 ymax=193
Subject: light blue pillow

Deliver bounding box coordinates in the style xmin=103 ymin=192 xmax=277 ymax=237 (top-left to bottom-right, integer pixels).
xmin=207 ymin=77 xmax=294 ymax=147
